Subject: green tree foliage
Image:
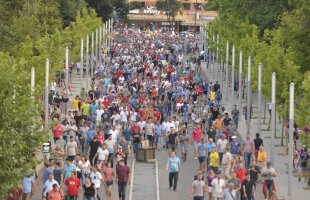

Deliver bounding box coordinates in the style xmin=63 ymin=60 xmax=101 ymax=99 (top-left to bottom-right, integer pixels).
xmin=296 ymin=72 xmax=310 ymax=128
xmin=86 ymin=0 xmax=113 ymax=21
xmin=57 ymin=0 xmax=85 ymax=28
xmin=207 ymin=0 xmax=309 ymax=127
xmin=206 ymin=0 xmax=290 ymax=35
xmin=156 ymin=0 xmax=181 ymax=27
xmin=129 ymin=1 xmax=145 ymax=9
xmin=0 ymin=0 xmax=26 ymax=50
xmin=113 ymin=0 xmax=129 ymax=22
xmin=0 ymin=1 xmax=103 ymax=198
xmin=0 ymin=52 xmax=46 ymax=200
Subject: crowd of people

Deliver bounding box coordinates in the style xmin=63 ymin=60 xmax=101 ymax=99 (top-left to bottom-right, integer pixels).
xmin=17 ymin=26 xmax=309 ymax=200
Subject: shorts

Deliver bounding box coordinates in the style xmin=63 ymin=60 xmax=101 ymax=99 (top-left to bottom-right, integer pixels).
xmin=263 ymin=180 xmax=276 ymax=193
xmin=106 ymin=180 xmax=113 ymax=186
xmin=154 ymin=135 xmax=161 ymax=144
xmin=194 ymin=141 xmax=200 ymax=150
xmin=96 ymin=119 xmax=102 ymax=126
xmin=208 ymin=186 xmax=212 ymax=193
xmin=198 ymin=156 xmax=207 ymax=164
xmin=147 ymin=135 xmax=154 ymax=143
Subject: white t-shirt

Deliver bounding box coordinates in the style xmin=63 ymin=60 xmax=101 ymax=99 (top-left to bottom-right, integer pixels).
xmin=217 ymin=139 xmax=228 ymax=153
xmin=97 ymin=148 xmax=109 ymax=161
xmin=108 ymin=129 xmax=119 ymax=143
xmin=96 ymin=109 xmax=105 ymax=121
xmin=66 ymin=141 xmax=77 ymax=156
xmin=120 ymin=111 xmax=128 ymax=122
xmin=111 ymin=114 xmax=120 ymax=125
xmin=137 ymin=121 xmax=146 ymax=131
xmin=261 ymin=167 xmax=276 ymax=180
xmin=211 ymin=178 xmax=226 ymax=198
xmin=172 ymin=120 xmax=180 ymax=131
xmin=130 ymin=111 xmax=137 ymax=122
xmin=222 ymin=152 xmax=232 ymax=165
xmin=90 ymin=171 xmax=102 ymax=188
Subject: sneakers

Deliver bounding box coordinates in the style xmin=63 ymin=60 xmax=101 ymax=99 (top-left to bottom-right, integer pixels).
xmin=195 ymin=157 xmax=197 ymax=160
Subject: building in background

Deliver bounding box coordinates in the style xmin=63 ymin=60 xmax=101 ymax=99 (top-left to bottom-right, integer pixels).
xmin=127 ymin=0 xmax=217 ymax=32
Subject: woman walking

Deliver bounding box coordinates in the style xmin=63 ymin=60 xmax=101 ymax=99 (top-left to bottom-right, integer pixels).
xmin=82 ymin=176 xmax=97 ymax=200
xmin=103 ymin=162 xmax=114 ymax=200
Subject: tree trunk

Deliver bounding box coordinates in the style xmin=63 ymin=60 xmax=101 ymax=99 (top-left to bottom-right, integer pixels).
xmin=263 ymin=96 xmax=267 ymax=124
xmin=281 ymin=120 xmax=285 ymax=146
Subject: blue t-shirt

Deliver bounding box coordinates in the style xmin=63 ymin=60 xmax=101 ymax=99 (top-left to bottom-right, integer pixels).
xmin=89 ymin=104 xmax=97 ymax=114
xmin=154 ymin=125 xmax=163 ymax=136
xmin=122 ymin=129 xmax=132 ymax=141
xmin=230 ymin=141 xmax=240 ymax=155
xmin=168 ymin=157 xmax=180 ymax=173
xmin=197 ymin=143 xmax=208 ymax=157
xmin=53 ymin=169 xmax=63 ymax=185
xmin=206 ymin=142 xmax=216 ymax=153
xmin=64 ymin=164 xmax=78 ymax=180
xmin=103 ymin=78 xmax=110 ymax=87
xmin=86 ymin=129 xmax=95 ymax=142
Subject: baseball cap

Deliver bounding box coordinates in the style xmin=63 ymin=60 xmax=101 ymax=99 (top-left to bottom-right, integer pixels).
xmin=231 ymin=135 xmax=237 ymax=139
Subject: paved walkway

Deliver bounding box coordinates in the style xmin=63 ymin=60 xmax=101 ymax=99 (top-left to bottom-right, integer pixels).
xmin=131 ymin=161 xmax=158 ymax=200
xmin=205 ymin=61 xmax=309 ymax=200
xmin=155 ymin=61 xmax=309 ymax=200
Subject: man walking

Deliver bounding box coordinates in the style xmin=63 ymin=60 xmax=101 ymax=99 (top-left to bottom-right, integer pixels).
xmin=191 ymin=173 xmax=206 ymax=200
xmin=65 ymin=171 xmax=80 ymax=200
xmin=166 ymin=151 xmax=181 ymax=191
xmin=222 ymin=182 xmax=237 ymax=200
xmin=116 ymin=159 xmax=131 ymax=200
xmin=262 ymin=162 xmax=277 ymax=200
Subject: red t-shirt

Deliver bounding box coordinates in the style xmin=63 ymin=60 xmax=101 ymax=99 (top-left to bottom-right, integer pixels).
xmin=154 ymin=111 xmax=161 ymax=120
xmin=102 ymin=100 xmax=110 ymax=107
xmin=131 ymin=124 xmax=140 ymax=133
xmin=192 ymin=129 xmax=202 ymax=142
xmin=65 ymin=177 xmax=80 ymax=196
xmin=188 ymin=74 xmax=193 ymax=82
xmin=235 ymin=168 xmax=246 ymax=183
xmin=53 ymin=124 xmax=63 ymax=138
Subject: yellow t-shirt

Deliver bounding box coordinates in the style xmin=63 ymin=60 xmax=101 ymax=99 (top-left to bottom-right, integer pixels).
xmin=72 ymin=99 xmax=80 ymax=109
xmin=81 ymin=103 xmax=90 ymax=115
xmin=210 ymin=92 xmax=216 ymax=101
xmin=257 ymin=150 xmax=267 ymax=162
xmin=209 ymin=152 xmax=219 ymax=167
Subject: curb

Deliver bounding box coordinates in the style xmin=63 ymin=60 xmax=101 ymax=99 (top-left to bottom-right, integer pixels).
xmin=155 ymin=160 xmax=160 ymax=200
xmin=128 ymin=159 xmax=135 ymax=200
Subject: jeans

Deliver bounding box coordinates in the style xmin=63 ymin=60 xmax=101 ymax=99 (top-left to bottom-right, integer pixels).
xmin=133 ymin=143 xmax=140 ymax=154
xmin=84 ymin=140 xmax=91 ymax=154
xmin=244 ymin=152 xmax=252 ymax=169
xmin=118 ymin=182 xmax=127 ymax=200
xmin=169 ymin=172 xmax=179 ymax=190
xmin=233 ymin=119 xmax=239 ymax=129
xmin=81 ymin=168 xmax=88 ymax=186
xmin=219 ymin=152 xmax=224 ymax=164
